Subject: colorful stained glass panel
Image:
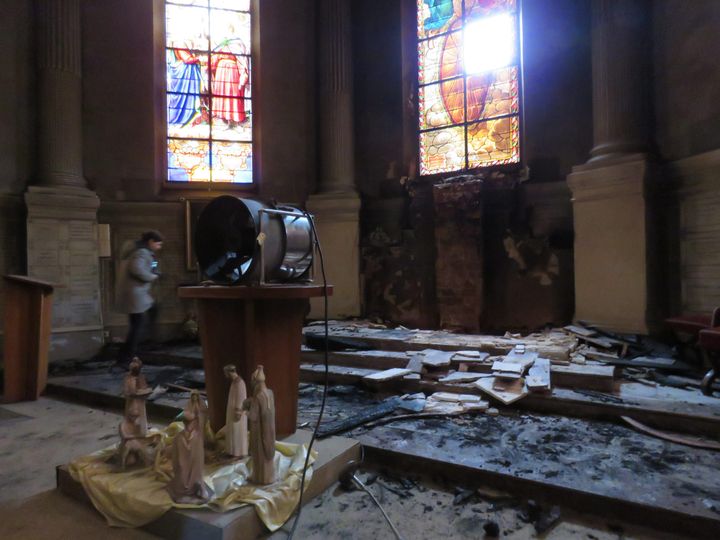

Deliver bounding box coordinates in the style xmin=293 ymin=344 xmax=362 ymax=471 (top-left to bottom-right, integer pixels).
xmin=419 ymin=82 xmax=464 ymax=129
xmin=209 ymin=11 xmax=250 ymax=54
xmin=417 ymin=0 xmax=462 ymax=40
xmin=418 ymin=32 xmax=462 ymax=85
xmin=166 ymin=49 xmax=208 ymax=94
xmin=167 ymin=95 xmax=209 ymax=139
xmin=167 ymin=139 xmax=211 ymax=182
xmin=166 ymin=5 xmax=209 ymax=51
xmin=466 ymin=66 xmax=518 ymax=121
xmin=211 ymin=142 xmax=253 ymax=183
xmin=168 ymin=0 xmax=208 ymax=7
xmin=417 ymin=0 xmax=520 ymax=175
xmin=166 ymin=1 xmax=253 ymax=184
xmin=419 ymin=126 xmax=466 ymax=175
xmin=466 ymin=0 xmax=516 ymax=18
xmin=463 ymin=13 xmax=516 ymax=74
xmin=208 ymin=53 xmax=250 ymax=97
xmin=211 ymin=101 xmax=252 ymax=141
xmin=210 ymin=0 xmax=250 ymax=11
xmin=466 ymin=116 xmax=519 ymax=167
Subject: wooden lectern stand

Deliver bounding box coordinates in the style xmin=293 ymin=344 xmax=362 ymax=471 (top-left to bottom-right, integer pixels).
xmin=178 ymin=284 xmax=331 ymax=438
xmin=3 ymin=275 xmax=56 ymax=403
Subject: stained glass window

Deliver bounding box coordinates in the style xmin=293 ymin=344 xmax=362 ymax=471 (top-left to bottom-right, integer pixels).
xmin=417 ymin=0 xmax=521 ymax=175
xmin=165 ymin=0 xmax=253 ymax=184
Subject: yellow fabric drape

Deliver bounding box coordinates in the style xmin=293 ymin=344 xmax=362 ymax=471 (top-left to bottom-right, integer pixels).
xmin=68 ymin=422 xmax=315 ymax=531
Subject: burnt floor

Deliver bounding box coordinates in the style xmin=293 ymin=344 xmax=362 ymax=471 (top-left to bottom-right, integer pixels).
xmin=0 ymin=398 xmax=692 ymax=540
xmin=35 ymin=361 xmax=720 ymax=537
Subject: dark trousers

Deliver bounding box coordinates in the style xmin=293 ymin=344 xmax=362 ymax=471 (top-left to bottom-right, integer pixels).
xmin=121 ymin=304 xmax=157 ymax=361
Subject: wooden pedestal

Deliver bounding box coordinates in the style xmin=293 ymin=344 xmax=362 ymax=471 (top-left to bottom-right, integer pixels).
xmin=3 ymin=275 xmax=56 ymax=402
xmin=178 ymin=284 xmax=331 ymax=438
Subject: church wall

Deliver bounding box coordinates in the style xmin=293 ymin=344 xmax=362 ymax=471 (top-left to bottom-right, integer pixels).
xmin=81 ymin=0 xmax=158 ymax=201
xmin=653 ymin=1 xmax=720 ymax=319
xmin=0 ymin=0 xmax=34 ymax=357
xmin=97 ymin=202 xmax=194 ymax=342
xmin=654 ymin=0 xmax=720 ymax=161
xmin=356 ymin=0 xmax=590 ymax=331
xmin=352 ymin=0 xmax=404 ymax=198
xmin=0 ymin=0 xmax=34 ymax=196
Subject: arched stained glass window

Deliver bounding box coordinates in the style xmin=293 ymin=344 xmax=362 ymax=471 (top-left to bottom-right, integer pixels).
xmin=165 ymin=0 xmax=253 ymax=184
xmin=417 ymin=0 xmax=521 ymax=176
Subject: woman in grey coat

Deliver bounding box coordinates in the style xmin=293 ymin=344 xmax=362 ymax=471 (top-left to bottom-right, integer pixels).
xmin=117 ymin=230 xmax=164 ymax=365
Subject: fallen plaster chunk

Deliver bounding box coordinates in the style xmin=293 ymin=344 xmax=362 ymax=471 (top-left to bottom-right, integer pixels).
xmin=417 ymin=349 xmax=454 ymax=367
xmin=398 ymin=393 xmax=426 ymax=412
xmin=405 ymin=354 xmax=424 ymax=373
xmin=526 ymin=358 xmax=551 ymax=393
xmin=424 ymin=393 xmax=489 ymax=414
xmin=363 ymin=368 xmax=411 ymax=381
xmin=475 ymin=377 xmax=528 ymax=405
xmin=453 ymin=350 xmax=483 ymax=358
xmin=438 ymin=371 xmax=485 ymax=383
xmin=491 ymin=360 xmax=526 ymax=379
xmin=431 ymin=392 xmax=485 ymax=403
xmin=504 ymin=348 xmax=539 ymax=367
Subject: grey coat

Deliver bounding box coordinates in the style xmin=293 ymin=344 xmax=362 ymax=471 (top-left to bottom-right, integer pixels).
xmin=117 ymin=246 xmax=158 ymax=314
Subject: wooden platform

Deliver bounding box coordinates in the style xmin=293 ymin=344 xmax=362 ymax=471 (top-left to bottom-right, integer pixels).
xmin=56 ymin=430 xmax=359 ymax=540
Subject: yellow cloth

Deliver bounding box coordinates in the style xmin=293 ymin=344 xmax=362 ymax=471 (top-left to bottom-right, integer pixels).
xmin=68 ymin=422 xmax=315 ymax=531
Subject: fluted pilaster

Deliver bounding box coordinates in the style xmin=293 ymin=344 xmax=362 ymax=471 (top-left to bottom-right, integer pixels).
xmin=317 ymin=0 xmax=355 ymax=193
xmin=35 ymin=0 xmax=85 ymax=188
xmin=589 ymin=0 xmax=651 ymax=162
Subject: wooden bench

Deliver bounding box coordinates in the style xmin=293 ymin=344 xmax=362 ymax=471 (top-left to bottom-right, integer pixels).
xmin=665 ymin=309 xmax=719 ymax=366
xmin=698 ymin=327 xmax=720 ymax=396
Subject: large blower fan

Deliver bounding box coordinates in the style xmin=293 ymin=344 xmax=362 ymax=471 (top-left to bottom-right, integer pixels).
xmin=194 ymin=196 xmax=314 ymax=285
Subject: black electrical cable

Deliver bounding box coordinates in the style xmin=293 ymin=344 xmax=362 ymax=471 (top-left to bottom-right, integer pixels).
xmin=284 ymin=211 xmax=330 ymax=539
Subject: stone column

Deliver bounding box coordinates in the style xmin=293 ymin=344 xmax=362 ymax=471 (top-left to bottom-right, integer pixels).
xmin=588 ymin=0 xmax=650 ymax=162
xmin=36 ymin=0 xmax=85 ymax=188
xmin=567 ymin=0 xmax=659 ymax=334
xmin=26 ymin=0 xmax=103 ymax=360
xmin=308 ymin=0 xmax=361 ymax=318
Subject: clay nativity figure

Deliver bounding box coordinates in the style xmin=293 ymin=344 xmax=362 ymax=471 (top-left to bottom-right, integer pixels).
xmin=223 ymin=364 xmax=248 ymax=458
xmin=123 ymin=357 xmax=151 ymax=436
xmin=167 ymin=391 xmax=213 ymax=504
xmin=243 ymin=365 xmax=277 ymax=485
xmin=118 ymin=404 xmax=159 ymax=470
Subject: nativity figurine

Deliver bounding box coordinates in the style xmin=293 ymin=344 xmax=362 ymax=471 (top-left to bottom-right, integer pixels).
xmin=223 ymin=364 xmax=248 ymax=458
xmin=244 ymin=365 xmax=277 ymax=485
xmin=118 ymin=405 xmax=159 ymax=469
xmin=123 ymin=357 xmax=151 ymax=436
xmin=167 ymin=391 xmax=213 ymax=504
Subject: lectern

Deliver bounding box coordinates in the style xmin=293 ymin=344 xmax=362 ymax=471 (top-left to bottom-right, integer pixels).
xmin=3 ymin=275 xmax=56 ymax=402
xmin=178 ymin=284 xmax=331 ymax=438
